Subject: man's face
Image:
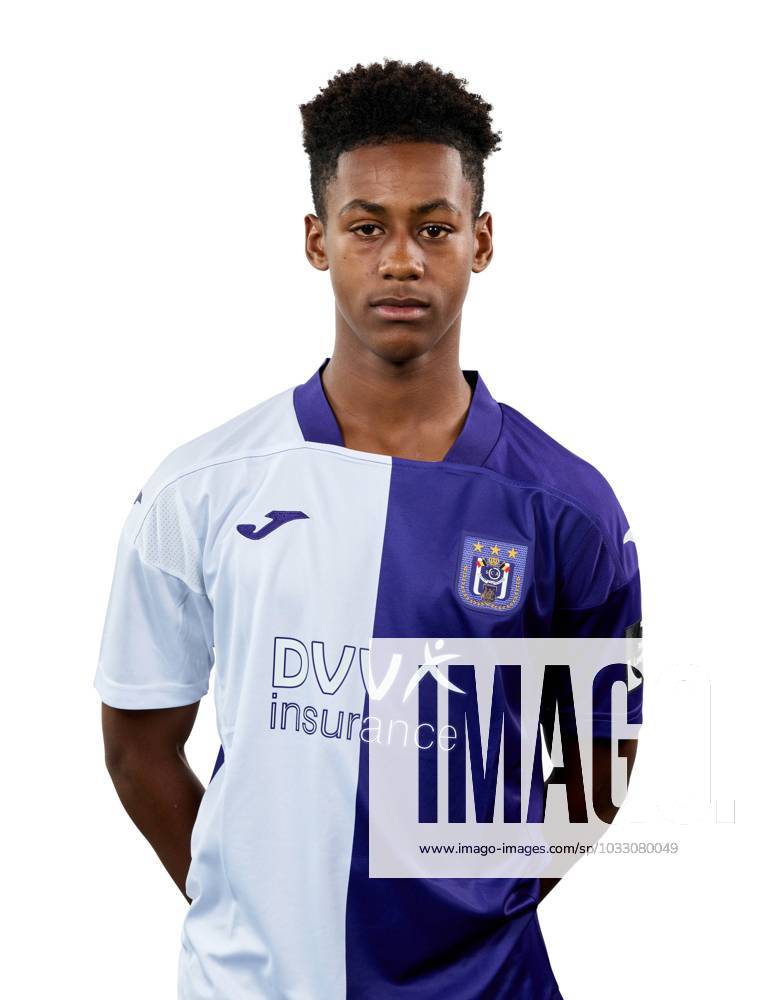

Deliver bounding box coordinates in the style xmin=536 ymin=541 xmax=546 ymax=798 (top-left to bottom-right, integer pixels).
xmin=305 ymin=142 xmax=493 ymax=364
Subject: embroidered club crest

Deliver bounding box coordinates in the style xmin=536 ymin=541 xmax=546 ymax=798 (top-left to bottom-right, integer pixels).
xmin=456 ymin=531 xmax=529 ymax=613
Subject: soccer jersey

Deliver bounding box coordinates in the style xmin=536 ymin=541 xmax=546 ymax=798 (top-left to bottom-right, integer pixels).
xmin=95 ymin=357 xmax=642 ymax=1000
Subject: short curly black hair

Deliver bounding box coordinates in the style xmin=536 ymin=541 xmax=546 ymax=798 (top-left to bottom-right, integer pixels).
xmin=299 ymin=59 xmax=502 ymax=225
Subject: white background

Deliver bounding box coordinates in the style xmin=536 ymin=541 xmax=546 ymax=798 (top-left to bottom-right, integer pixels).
xmin=1 ymin=2 xmax=765 ymax=996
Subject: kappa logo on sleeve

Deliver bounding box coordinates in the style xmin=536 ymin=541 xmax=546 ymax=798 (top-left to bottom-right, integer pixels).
xmin=456 ymin=531 xmax=529 ymax=613
xmin=237 ymin=510 xmax=309 ymax=541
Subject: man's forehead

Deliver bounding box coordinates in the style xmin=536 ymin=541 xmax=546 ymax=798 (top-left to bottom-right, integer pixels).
xmin=330 ymin=143 xmax=471 ymax=210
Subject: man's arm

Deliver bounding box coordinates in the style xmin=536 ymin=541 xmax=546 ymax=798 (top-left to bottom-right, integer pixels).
xmin=100 ymin=702 xmax=204 ymax=903
xmin=538 ymin=735 xmax=638 ymax=903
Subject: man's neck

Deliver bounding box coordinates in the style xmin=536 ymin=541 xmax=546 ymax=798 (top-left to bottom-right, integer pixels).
xmin=320 ymin=340 xmax=473 ymax=463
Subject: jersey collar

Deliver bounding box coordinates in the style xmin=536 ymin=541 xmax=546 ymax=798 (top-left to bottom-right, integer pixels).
xmin=293 ymin=357 xmax=502 ymax=468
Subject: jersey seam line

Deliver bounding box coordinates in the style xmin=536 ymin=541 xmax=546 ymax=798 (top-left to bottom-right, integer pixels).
xmin=134 ymin=439 xmax=625 ymax=576
xmin=553 ymin=518 xmax=600 ymax=589
xmin=130 ymin=542 xmax=209 ymax=597
xmin=555 ymin=570 xmax=640 ymax=613
xmin=131 ymin=441 xmax=388 ymax=539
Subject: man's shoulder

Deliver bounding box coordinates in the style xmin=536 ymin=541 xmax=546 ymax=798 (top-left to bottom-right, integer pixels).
xmin=136 ymin=383 xmax=301 ymax=509
xmin=488 ymin=401 xmax=635 ymax=564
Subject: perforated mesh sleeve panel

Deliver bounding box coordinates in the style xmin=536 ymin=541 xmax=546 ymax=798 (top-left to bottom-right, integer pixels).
xmin=135 ymin=484 xmax=205 ymax=594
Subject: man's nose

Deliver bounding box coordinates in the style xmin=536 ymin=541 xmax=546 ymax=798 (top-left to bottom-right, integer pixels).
xmin=378 ymin=234 xmax=424 ymax=279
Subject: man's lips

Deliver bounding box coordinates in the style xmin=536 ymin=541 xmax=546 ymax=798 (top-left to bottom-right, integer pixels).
xmin=370 ymin=297 xmax=431 ymax=320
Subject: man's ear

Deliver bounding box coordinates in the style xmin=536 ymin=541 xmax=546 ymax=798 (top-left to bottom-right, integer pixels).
xmin=472 ymin=211 xmax=493 ymax=273
xmin=305 ymin=214 xmax=329 ymax=271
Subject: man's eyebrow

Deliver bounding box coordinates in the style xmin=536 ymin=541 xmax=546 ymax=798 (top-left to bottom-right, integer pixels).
xmin=337 ymin=198 xmax=461 ymax=217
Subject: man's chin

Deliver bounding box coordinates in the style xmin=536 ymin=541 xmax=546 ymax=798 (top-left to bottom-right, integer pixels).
xmin=355 ymin=326 xmax=442 ymax=366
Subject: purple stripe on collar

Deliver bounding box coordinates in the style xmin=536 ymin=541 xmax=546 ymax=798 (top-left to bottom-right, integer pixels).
xmin=293 ymin=357 xmax=502 ymax=468
xmin=292 ymin=357 xmax=345 ymax=448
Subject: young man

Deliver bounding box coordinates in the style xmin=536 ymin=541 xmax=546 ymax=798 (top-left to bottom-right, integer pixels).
xmin=95 ymin=59 xmax=642 ymax=999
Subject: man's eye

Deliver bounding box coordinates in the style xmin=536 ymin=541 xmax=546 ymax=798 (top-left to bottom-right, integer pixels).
xmin=351 ymin=224 xmax=382 ymax=237
xmin=421 ymin=225 xmax=451 ymax=239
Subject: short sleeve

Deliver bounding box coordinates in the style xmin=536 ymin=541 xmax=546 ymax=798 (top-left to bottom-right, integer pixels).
xmin=551 ymin=513 xmax=643 ymax=739
xmin=94 ymin=483 xmax=214 ymax=709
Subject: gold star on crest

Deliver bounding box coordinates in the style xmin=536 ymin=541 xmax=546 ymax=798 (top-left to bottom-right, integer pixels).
xmin=490 ymin=544 xmax=500 ymax=555
xmin=473 ymin=541 xmax=484 ymax=552
xmin=508 ymin=547 xmax=518 ymax=559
